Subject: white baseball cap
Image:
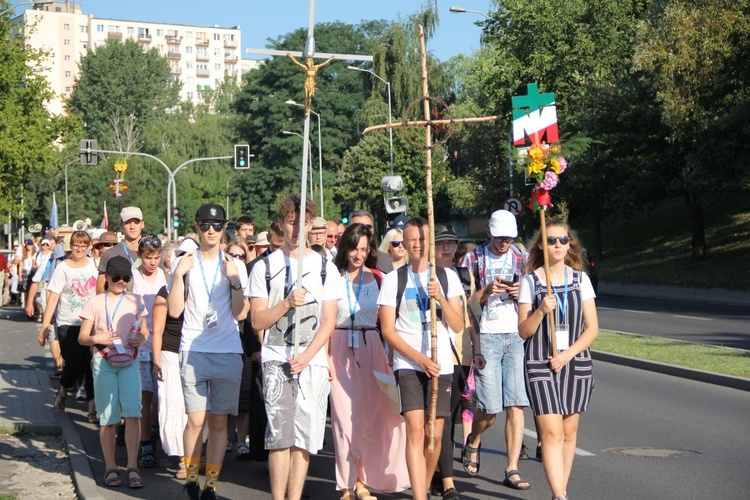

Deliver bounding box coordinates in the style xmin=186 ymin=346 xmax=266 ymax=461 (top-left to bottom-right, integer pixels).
xmin=488 ymin=210 xmax=518 ymax=238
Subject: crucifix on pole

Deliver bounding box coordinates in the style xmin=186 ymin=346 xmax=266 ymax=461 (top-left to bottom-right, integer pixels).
xmin=363 ymin=25 xmax=503 ymax=451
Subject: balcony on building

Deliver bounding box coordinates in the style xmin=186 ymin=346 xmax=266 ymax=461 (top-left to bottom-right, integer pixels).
xmin=167 ymin=52 xmax=181 ymax=60
xmin=166 ymin=35 xmax=182 ymax=44
xmin=223 ymin=39 xmax=237 ymax=49
xmin=196 ymin=53 xmax=210 ymax=62
xmin=138 ymin=34 xmax=152 ymax=43
xmin=170 ymin=67 xmax=182 ymax=75
xmin=224 ymin=55 xmax=238 ymax=63
xmin=196 ymin=68 xmax=210 ymax=77
xmin=108 ymin=32 xmax=122 ymax=40
xmin=196 ymin=38 xmax=209 ymax=46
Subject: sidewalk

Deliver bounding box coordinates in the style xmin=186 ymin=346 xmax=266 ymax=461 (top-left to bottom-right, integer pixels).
xmin=598 ymin=281 xmax=750 ymax=308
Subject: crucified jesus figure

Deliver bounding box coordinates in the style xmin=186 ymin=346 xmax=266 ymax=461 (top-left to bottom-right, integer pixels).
xmin=287 ymin=54 xmax=335 ymax=115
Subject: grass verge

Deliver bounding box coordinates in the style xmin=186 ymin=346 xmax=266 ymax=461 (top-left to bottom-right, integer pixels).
xmin=594 ymin=331 xmax=750 ymax=379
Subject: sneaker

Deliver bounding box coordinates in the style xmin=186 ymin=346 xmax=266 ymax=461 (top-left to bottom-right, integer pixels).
xmin=519 ymin=443 xmax=530 ymax=460
xmin=200 ymin=486 xmax=218 ymax=500
xmin=236 ymin=443 xmax=250 ymax=460
xmin=226 ymin=436 xmax=232 ymax=452
xmin=184 ymin=481 xmax=201 ymax=500
xmin=76 ymin=386 xmax=86 ymax=401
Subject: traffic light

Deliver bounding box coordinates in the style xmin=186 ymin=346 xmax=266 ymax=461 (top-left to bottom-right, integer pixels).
xmin=341 ymin=204 xmax=351 ymax=225
xmin=79 ymin=139 xmax=98 ymax=165
xmin=234 ymin=144 xmax=251 ymax=170
xmin=172 ymin=207 xmax=181 ymax=228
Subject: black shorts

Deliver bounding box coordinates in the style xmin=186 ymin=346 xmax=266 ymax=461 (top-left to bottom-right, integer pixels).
xmin=394 ymin=369 xmax=453 ymax=417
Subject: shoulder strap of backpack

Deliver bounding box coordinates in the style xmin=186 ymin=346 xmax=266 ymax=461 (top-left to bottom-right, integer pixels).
xmin=371 ymin=267 xmax=383 ymax=289
xmin=456 ymin=266 xmax=472 ymax=298
xmin=394 ymin=265 xmax=409 ymax=320
xmin=436 ymin=266 xmax=448 ymax=296
xmin=263 ymin=255 xmax=271 ymax=295
xmin=320 ymin=254 xmax=327 ymax=285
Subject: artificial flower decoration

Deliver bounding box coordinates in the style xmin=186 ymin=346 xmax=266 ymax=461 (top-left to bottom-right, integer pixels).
xmin=520 ymin=141 xmax=568 ymax=210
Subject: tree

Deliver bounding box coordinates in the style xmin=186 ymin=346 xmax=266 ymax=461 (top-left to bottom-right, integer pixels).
xmin=68 ymin=38 xmax=180 ymax=146
xmin=0 ymin=4 xmax=76 ymax=219
xmin=632 ymin=0 xmax=750 ymax=258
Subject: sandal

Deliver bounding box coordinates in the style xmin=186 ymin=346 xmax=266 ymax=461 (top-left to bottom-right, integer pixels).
xmin=503 ymin=469 xmax=530 ymax=490
xmin=461 ymin=433 xmax=481 ymax=476
xmin=53 ymin=390 xmax=66 ymax=415
xmin=104 ymin=469 xmax=121 ymax=487
xmin=138 ymin=442 xmax=157 ymax=468
xmin=236 ymin=442 xmax=250 ymax=460
xmin=87 ymin=413 xmax=100 ymax=425
xmin=175 ymin=461 xmax=187 ymax=480
xmin=341 ymin=492 xmax=356 ymax=500
xmin=355 ymin=486 xmax=377 ymax=500
xmin=126 ymin=468 xmax=144 ymax=489
xmin=443 ymin=488 xmax=459 ymax=500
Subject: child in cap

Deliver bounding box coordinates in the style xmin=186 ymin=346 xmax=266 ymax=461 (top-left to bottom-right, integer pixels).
xmin=79 ymin=255 xmax=149 ymax=489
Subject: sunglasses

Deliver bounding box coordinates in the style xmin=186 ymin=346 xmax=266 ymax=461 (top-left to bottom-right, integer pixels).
xmin=391 ymin=241 xmax=403 ymax=248
xmin=228 ymin=252 xmax=246 ymax=260
xmin=99 ymin=243 xmax=115 ymax=248
xmin=546 ymin=236 xmax=570 ymax=245
xmin=198 ymin=221 xmax=225 ymax=232
xmin=111 ymin=275 xmax=132 ymax=283
xmin=139 ymin=235 xmax=162 ymax=247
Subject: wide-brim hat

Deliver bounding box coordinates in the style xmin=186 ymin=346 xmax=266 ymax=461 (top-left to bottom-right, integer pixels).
xmin=255 ymin=231 xmax=269 ymax=246
xmin=434 ymin=224 xmax=459 ymax=243
xmin=94 ymin=231 xmax=119 ymax=248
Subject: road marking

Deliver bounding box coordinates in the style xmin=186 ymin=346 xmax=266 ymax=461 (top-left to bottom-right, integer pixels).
xmin=523 ymin=428 xmax=595 ymax=456
xmin=672 ymin=314 xmax=711 ymax=321
xmin=620 ymin=309 xmax=654 ymax=315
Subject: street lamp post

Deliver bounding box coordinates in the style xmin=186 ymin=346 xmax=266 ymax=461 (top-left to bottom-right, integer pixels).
xmin=449 ymin=5 xmax=490 ymax=18
xmin=286 ymin=100 xmax=324 ymax=218
xmin=63 ymin=158 xmax=77 ymax=226
xmin=1 ymin=1 xmax=53 ymax=17
xmin=347 ymin=66 xmax=394 ymax=176
xmin=283 ymin=130 xmax=314 ymax=201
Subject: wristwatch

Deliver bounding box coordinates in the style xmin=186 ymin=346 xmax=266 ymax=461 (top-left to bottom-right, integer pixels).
xmin=230 ymin=280 xmax=243 ymax=290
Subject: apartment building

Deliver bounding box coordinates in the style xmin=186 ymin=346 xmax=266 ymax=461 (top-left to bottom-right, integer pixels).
xmin=15 ymin=1 xmax=245 ymax=115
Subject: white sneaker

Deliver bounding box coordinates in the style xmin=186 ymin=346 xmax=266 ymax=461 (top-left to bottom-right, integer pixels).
xmin=76 ymin=387 xmax=86 ymax=401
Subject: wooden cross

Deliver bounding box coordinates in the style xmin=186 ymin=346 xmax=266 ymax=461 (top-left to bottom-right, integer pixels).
xmin=363 ymin=25 xmax=502 ymax=452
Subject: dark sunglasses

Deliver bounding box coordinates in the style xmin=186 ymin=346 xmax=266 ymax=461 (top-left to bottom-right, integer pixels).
xmin=111 ymin=275 xmax=132 ymax=283
xmin=228 ymin=252 xmax=246 ymax=260
xmin=198 ymin=221 xmax=225 ymax=232
xmin=99 ymin=243 xmax=115 ymax=248
xmin=391 ymin=241 xmax=403 ymax=248
xmin=546 ymin=236 xmax=570 ymax=245
xmin=139 ymin=235 xmax=162 ymax=247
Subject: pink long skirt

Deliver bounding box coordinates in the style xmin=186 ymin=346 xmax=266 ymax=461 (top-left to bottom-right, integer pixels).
xmin=329 ymin=329 xmax=410 ymax=493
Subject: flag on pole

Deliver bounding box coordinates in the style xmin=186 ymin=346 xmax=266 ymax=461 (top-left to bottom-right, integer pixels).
xmin=49 ymin=193 xmax=59 ymax=230
xmin=100 ymin=201 xmax=109 ymax=230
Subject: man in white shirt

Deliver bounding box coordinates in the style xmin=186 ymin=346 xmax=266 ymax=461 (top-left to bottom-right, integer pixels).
xmin=249 ymin=195 xmax=339 ymax=500
xmin=168 ymin=203 xmax=249 ymax=500
xmin=378 ymin=217 xmax=464 ymax=500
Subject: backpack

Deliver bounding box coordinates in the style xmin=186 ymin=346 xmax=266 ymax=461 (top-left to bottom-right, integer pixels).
xmin=394 ymin=265 xmax=448 ymax=320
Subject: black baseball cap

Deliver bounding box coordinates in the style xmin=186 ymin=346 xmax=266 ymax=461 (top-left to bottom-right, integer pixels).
xmin=105 ymin=256 xmax=133 ymax=277
xmin=195 ymin=203 xmax=227 ymax=222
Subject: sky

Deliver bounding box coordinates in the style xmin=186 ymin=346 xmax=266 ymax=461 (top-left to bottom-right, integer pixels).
xmin=56 ymin=0 xmax=493 ymax=62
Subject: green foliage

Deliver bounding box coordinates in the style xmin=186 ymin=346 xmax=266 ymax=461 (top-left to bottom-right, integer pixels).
xmin=68 ymin=39 xmax=180 ymax=146
xmin=0 ymin=6 xmax=76 ymax=217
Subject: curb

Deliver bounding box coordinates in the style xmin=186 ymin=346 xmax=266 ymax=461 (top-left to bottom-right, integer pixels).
xmin=592 ymin=350 xmax=750 ymax=392
xmin=597 ymin=282 xmax=750 ymax=309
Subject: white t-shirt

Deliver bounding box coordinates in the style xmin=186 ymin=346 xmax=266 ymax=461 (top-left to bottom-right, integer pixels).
xmin=46 ymin=258 xmax=98 ymax=327
xmin=131 ymin=267 xmax=168 ymax=353
xmin=480 ymin=250 xmax=523 ymax=334
xmin=377 ymin=266 xmax=463 ymax=375
xmin=248 ymin=249 xmax=340 ymax=368
xmin=335 ymin=274 xmax=379 ymax=329
xmin=176 ymin=250 xmax=249 ymax=354
xmin=518 ymin=268 xmax=596 ymax=305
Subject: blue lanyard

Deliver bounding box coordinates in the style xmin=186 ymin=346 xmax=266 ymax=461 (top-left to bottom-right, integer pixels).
xmin=197 ymin=250 xmax=223 ymax=305
xmin=105 ymin=292 xmax=126 ymax=332
xmin=553 ymin=266 xmax=569 ymax=323
xmin=121 ymin=241 xmax=135 ymax=266
xmin=407 ymin=265 xmax=430 ymax=322
xmin=346 ymin=268 xmax=366 ymax=327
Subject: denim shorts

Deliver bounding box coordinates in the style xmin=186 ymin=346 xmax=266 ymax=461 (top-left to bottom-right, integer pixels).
xmin=474 ymin=333 xmax=529 ymax=414
xmin=92 ymin=356 xmax=142 ymax=426
xmin=139 ymin=355 xmax=156 ymax=393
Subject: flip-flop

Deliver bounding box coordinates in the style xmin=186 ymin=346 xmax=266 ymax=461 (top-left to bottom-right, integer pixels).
xmin=126 ymin=468 xmax=144 ymax=489
xmin=461 ymin=433 xmax=481 ymax=476
xmin=53 ymin=390 xmax=66 ymax=415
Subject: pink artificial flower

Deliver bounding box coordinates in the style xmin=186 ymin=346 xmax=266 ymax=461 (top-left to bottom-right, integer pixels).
xmin=557 ymin=157 xmax=568 ymax=173
xmin=540 ymin=171 xmax=559 ymax=190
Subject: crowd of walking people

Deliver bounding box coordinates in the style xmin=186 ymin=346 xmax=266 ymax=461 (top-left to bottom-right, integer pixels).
xmin=28 ymin=199 xmax=598 ymax=500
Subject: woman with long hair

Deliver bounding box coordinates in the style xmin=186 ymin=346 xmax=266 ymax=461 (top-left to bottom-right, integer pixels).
xmin=330 ymin=223 xmax=409 ymax=499
xmin=517 ymin=220 xmax=598 ymax=500
xmin=378 ymin=228 xmax=407 ymax=270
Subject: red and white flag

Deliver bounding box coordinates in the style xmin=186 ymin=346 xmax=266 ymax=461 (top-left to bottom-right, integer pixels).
xmin=100 ymin=201 xmax=109 ymax=230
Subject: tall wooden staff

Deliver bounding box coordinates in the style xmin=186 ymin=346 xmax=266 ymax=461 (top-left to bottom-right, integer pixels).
xmin=417 ymin=26 xmax=440 ymax=453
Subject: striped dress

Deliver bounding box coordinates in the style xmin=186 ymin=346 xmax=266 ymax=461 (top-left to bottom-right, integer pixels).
xmin=523 ymin=270 xmax=594 ymax=415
